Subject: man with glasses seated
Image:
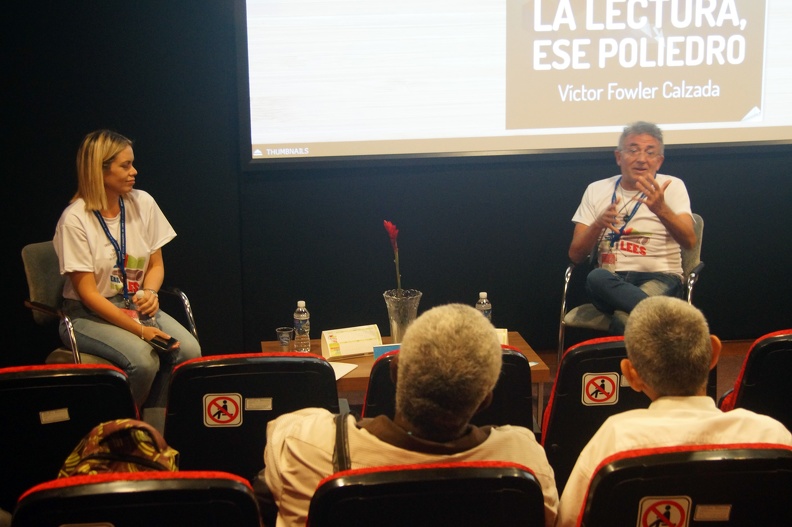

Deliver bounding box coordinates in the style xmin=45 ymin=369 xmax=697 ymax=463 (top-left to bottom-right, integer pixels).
xmin=567 ymin=121 xmax=697 ymax=334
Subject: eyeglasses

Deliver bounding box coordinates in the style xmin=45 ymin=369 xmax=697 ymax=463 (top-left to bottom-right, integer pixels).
xmin=621 ymin=148 xmax=661 ymax=159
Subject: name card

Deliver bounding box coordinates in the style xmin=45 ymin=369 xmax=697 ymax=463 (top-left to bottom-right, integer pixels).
xmin=371 ymin=329 xmax=508 ymax=360
xmin=321 ymin=324 xmax=382 ymax=361
xmin=373 ymin=343 xmax=400 ymax=359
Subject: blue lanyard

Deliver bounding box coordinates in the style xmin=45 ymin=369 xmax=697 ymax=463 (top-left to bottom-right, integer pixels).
xmin=93 ymin=197 xmax=130 ymax=305
xmin=608 ymin=177 xmax=645 ymax=247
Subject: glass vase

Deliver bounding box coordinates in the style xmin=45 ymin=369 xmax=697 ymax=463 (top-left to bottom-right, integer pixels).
xmin=383 ymin=289 xmax=422 ymax=344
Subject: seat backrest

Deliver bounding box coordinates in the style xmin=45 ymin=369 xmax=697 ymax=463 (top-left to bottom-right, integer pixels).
xmin=164 ymin=352 xmax=340 ymax=481
xmin=307 ymin=461 xmax=546 ymax=527
xmin=579 ymin=444 xmax=792 ymax=526
xmin=720 ymin=329 xmax=792 ymax=430
xmin=361 ymin=350 xmax=398 ymax=419
xmin=21 ymin=241 xmax=65 ymax=326
xmin=361 ymin=346 xmax=533 ymax=429
xmin=0 ymin=364 xmax=138 ymax=512
xmin=541 ymin=337 xmax=648 ymax=494
xmin=473 ymin=346 xmax=533 ymax=429
xmin=11 ymin=470 xmax=262 ymax=527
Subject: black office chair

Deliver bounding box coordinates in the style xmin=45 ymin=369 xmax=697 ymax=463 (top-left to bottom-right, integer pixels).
xmin=0 ymin=364 xmax=138 ymax=512
xmin=21 ymin=240 xmax=198 ymax=365
xmin=719 ymin=329 xmax=792 ymax=430
xmin=11 ymin=471 xmax=262 ymax=527
xmin=164 ymin=352 xmax=341 ymax=482
xmin=361 ymin=345 xmax=533 ymax=430
xmin=540 ymin=337 xmax=648 ymax=495
xmin=307 ymin=460 xmax=546 ymax=527
xmin=578 ymin=444 xmax=792 ymax=526
xmin=558 ymin=213 xmax=705 ymax=362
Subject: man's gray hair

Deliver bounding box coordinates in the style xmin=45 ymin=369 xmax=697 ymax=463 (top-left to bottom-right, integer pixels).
xmin=624 ymin=296 xmax=712 ymax=396
xmin=618 ymin=121 xmax=665 ymax=154
xmin=396 ymin=303 xmax=502 ymax=440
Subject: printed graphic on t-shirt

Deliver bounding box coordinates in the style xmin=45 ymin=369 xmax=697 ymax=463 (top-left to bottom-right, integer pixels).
xmin=615 ymin=232 xmax=651 ymax=257
xmin=109 ymin=254 xmax=147 ymax=294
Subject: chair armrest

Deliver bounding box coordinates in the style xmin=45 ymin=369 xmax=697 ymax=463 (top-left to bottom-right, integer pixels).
xmin=23 ymin=299 xmax=60 ymax=322
xmin=688 ymin=261 xmax=705 ymax=277
xmin=559 ymin=263 xmax=576 ymax=320
xmin=23 ymin=299 xmax=81 ymax=363
xmin=558 ymin=262 xmax=577 ymax=360
xmin=685 ymin=261 xmax=705 ymax=303
xmin=159 ymin=287 xmax=198 ymax=341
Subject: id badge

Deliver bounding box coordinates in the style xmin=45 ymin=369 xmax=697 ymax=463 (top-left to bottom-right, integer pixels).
xmin=120 ymin=308 xmax=141 ymax=323
xmin=598 ymin=243 xmax=617 ymax=272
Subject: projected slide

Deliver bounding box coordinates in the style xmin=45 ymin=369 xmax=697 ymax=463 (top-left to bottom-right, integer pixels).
xmin=507 ymin=1 xmax=764 ymax=127
xmin=240 ymin=0 xmax=791 ymax=162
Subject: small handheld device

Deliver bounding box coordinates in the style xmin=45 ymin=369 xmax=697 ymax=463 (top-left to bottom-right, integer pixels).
xmin=149 ymin=336 xmax=179 ymax=353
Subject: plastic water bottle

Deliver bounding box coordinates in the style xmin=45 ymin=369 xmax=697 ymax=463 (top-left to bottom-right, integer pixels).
xmin=134 ymin=290 xmax=158 ymax=327
xmin=475 ymin=292 xmax=492 ymax=321
xmin=293 ymin=300 xmax=311 ymax=352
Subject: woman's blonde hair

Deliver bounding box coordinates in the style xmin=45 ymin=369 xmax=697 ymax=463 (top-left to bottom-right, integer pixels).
xmin=73 ymin=129 xmax=133 ymax=210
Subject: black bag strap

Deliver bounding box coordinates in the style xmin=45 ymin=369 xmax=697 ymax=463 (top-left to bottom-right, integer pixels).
xmin=332 ymin=411 xmax=351 ymax=473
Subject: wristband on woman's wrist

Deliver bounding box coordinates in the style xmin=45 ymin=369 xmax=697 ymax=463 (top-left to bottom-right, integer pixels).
xmin=140 ymin=324 xmax=145 ymax=340
xmin=145 ymin=288 xmax=158 ymax=297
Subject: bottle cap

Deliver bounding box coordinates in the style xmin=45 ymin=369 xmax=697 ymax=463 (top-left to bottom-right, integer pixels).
xmin=135 ymin=290 xmax=144 ymax=298
xmin=479 ymin=292 xmax=487 ymax=298
xmin=297 ymin=300 xmax=306 ymax=308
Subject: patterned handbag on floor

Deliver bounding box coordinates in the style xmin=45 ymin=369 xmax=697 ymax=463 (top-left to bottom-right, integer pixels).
xmin=59 ymin=418 xmax=179 ymax=477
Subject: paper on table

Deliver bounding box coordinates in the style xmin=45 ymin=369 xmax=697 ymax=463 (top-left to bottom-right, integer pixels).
xmin=330 ymin=362 xmax=358 ymax=381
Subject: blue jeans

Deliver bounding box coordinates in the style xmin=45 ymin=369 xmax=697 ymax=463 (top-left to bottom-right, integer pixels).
xmin=60 ymin=296 xmax=202 ymax=409
xmin=585 ymin=269 xmax=684 ymax=334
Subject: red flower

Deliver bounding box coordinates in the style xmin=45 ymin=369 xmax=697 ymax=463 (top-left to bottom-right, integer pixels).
xmin=384 ymin=220 xmax=402 ymax=295
xmin=384 ymin=220 xmax=399 ymax=251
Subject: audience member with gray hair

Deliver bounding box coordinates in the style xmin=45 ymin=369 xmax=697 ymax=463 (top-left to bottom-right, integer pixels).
xmin=394 ymin=303 xmax=503 ymax=441
xmin=259 ymin=303 xmax=558 ymax=527
xmin=556 ymin=296 xmax=792 ymax=527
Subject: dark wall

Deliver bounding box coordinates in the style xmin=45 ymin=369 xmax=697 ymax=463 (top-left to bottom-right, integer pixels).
xmin=5 ymin=2 xmax=791 ymax=366
xmin=5 ymin=2 xmax=243 ymax=363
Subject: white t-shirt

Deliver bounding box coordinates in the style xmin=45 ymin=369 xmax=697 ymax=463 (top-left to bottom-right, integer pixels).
xmin=556 ymin=396 xmax=792 ymax=527
xmin=571 ymin=174 xmax=692 ymax=276
xmin=54 ymin=189 xmax=176 ymax=300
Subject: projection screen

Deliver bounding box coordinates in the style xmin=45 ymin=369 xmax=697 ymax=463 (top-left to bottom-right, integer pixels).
xmin=236 ymin=0 xmax=792 ymax=166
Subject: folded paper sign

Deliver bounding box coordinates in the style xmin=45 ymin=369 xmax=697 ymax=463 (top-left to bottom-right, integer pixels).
xmin=321 ymin=325 xmax=508 ymax=361
xmin=321 ymin=324 xmax=382 ymax=361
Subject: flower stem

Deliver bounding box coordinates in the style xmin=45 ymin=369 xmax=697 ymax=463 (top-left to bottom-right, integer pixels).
xmin=394 ymin=249 xmax=402 ymax=297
